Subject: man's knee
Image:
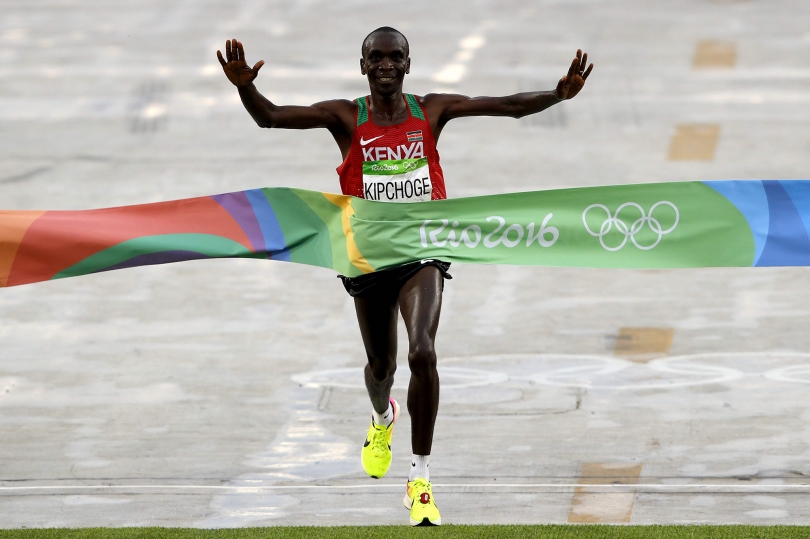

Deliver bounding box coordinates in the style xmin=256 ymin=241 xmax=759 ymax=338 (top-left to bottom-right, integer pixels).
xmin=408 ymin=340 xmax=437 ymax=374
xmin=367 ymin=355 xmax=397 ymax=382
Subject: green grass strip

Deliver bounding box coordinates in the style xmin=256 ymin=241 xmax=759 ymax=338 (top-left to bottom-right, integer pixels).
xmin=1 ymin=526 xmax=809 ymax=539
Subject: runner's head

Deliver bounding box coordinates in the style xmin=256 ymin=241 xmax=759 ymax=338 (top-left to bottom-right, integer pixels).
xmin=360 ymin=27 xmax=410 ymax=95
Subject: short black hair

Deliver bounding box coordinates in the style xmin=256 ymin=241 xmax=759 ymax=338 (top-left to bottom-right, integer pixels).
xmin=361 ymin=26 xmax=409 ymax=56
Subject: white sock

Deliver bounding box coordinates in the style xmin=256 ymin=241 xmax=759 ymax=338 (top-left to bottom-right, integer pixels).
xmin=410 ymin=454 xmax=430 ymax=481
xmin=372 ymin=402 xmax=393 ymax=427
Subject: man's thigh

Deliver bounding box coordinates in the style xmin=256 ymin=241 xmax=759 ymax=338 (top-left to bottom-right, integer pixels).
xmin=354 ymin=291 xmax=399 ymax=360
xmin=398 ymin=266 xmax=443 ymax=342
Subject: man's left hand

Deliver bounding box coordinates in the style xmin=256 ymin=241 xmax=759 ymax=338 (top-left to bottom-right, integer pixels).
xmin=555 ymin=49 xmax=593 ymax=100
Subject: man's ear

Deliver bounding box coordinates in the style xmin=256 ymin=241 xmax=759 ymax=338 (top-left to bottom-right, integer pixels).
xmin=405 ymin=57 xmax=411 ymax=75
xmin=360 ymin=58 xmax=367 ymax=75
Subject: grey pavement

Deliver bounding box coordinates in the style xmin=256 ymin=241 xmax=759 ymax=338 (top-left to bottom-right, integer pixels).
xmin=2 ymin=0 xmax=810 ymax=528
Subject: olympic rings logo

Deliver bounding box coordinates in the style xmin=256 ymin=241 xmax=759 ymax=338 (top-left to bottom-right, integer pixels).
xmin=582 ymin=201 xmax=679 ymax=251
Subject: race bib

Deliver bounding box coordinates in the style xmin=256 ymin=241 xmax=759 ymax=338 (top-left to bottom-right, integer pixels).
xmin=362 ymin=158 xmax=432 ymax=203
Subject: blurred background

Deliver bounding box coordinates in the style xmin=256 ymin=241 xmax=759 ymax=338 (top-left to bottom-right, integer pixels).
xmin=1 ymin=0 xmax=810 ymax=528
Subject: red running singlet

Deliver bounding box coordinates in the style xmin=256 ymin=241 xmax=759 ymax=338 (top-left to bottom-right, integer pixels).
xmin=336 ymin=94 xmax=446 ymax=201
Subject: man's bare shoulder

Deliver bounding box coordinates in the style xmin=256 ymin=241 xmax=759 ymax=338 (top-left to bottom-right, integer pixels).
xmin=312 ymin=98 xmax=356 ymax=113
xmin=420 ymin=93 xmax=469 ymax=105
xmin=310 ymin=98 xmax=356 ymax=127
xmin=420 ymin=93 xmax=470 ymax=123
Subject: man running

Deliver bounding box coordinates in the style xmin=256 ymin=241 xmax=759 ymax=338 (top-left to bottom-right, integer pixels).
xmin=217 ymin=27 xmax=592 ymax=526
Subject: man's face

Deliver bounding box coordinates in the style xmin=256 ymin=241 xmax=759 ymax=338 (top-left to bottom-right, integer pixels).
xmin=360 ymin=32 xmax=410 ymax=95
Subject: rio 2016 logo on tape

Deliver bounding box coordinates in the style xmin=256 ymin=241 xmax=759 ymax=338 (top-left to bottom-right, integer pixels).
xmin=582 ymin=201 xmax=679 ymax=252
xmin=420 ymin=215 xmax=559 ymax=249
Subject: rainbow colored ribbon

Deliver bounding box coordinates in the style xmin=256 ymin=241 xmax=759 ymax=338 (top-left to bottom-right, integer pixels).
xmin=2 ymin=180 xmax=809 ymax=288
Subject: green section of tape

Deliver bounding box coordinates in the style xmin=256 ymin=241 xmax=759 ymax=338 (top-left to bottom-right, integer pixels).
xmin=52 ymin=234 xmax=260 ymax=280
xmin=285 ymin=188 xmax=356 ymax=275
xmin=350 ymin=182 xmax=755 ymax=270
xmin=262 ymin=188 xmax=332 ymax=268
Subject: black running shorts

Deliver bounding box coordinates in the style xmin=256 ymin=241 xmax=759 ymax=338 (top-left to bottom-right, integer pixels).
xmin=338 ymin=259 xmax=452 ymax=298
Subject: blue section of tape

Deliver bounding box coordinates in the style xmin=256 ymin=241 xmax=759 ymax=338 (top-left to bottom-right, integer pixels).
xmin=779 ymin=180 xmax=810 ymax=244
xmin=245 ymin=189 xmax=291 ymax=262
xmin=702 ymin=180 xmax=768 ymax=265
xmin=756 ymin=181 xmax=810 ymax=267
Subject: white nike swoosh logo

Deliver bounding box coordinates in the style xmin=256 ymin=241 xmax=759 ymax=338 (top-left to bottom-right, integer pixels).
xmin=421 ymin=259 xmax=433 ymax=264
xmin=360 ymin=135 xmax=384 ymax=146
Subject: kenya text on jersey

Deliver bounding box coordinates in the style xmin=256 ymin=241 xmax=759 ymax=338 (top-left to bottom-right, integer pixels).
xmin=361 ymin=142 xmax=425 ymax=162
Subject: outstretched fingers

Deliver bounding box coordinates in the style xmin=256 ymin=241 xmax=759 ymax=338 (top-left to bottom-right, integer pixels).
xmin=582 ymin=63 xmax=594 ymax=80
xmin=219 ymin=39 xmax=252 ymax=67
xmin=252 ymin=60 xmax=265 ymax=77
xmin=237 ymin=40 xmax=246 ymax=63
xmin=232 ymin=38 xmax=240 ymax=61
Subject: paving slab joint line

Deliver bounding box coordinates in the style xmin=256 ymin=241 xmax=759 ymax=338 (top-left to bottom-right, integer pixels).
xmin=2 ymin=483 xmax=810 ymax=492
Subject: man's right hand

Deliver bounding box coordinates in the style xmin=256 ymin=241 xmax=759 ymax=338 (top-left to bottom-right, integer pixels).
xmin=217 ymin=39 xmax=265 ymax=87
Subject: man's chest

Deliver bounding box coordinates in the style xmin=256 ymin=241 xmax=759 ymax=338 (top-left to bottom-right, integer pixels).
xmin=355 ymin=125 xmax=432 ymax=202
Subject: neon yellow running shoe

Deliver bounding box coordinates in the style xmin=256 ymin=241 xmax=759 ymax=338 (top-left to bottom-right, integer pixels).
xmin=361 ymin=398 xmax=400 ymax=479
xmin=403 ymin=478 xmax=441 ymax=526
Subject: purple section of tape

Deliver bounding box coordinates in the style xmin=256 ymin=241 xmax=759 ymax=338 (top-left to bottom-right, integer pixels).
xmin=211 ymin=192 xmax=267 ymax=254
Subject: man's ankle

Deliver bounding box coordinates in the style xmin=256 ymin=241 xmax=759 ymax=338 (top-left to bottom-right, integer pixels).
xmin=372 ymin=401 xmax=394 ymax=427
xmin=409 ymin=454 xmax=430 ymax=481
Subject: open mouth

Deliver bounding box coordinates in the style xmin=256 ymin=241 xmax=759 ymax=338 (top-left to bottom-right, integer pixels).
xmin=377 ymin=76 xmax=395 ymax=83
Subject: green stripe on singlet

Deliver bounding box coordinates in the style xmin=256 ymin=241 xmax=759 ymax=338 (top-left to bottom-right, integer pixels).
xmin=356 ymin=97 xmax=369 ymax=126
xmin=405 ymin=94 xmax=425 ymax=120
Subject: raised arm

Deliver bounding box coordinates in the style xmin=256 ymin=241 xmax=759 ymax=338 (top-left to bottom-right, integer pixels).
xmin=217 ymin=39 xmax=353 ymax=131
xmin=424 ymin=49 xmax=593 ymax=133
